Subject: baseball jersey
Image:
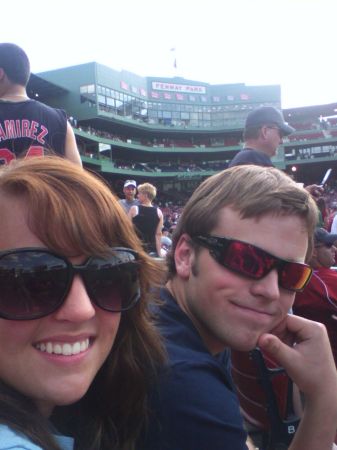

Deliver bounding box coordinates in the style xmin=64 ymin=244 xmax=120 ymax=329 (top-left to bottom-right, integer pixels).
xmin=0 ymin=99 xmax=67 ymax=165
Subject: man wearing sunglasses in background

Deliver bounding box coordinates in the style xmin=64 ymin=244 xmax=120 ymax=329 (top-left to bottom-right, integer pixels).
xmin=228 ymin=106 xmax=324 ymax=199
xmin=228 ymin=106 xmax=295 ymax=168
xmin=139 ymin=165 xmax=337 ymax=450
xmin=294 ymin=227 xmax=337 ymax=367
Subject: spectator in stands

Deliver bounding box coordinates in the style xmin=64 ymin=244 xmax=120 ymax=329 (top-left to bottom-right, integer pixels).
xmin=138 ymin=164 xmax=337 ymax=450
xmin=294 ymin=228 xmax=337 ymax=366
xmin=0 ymin=156 xmax=165 ymax=449
xmin=129 ymin=182 xmax=163 ymax=257
xmin=330 ymin=207 xmax=337 ymax=234
xmin=319 ymin=115 xmax=329 ymax=130
xmin=163 ymin=214 xmax=173 ymax=230
xmin=118 ymin=179 xmax=139 ymax=213
xmin=161 ymin=227 xmax=172 ymax=257
xmin=0 ymin=43 xmax=81 ymax=166
xmin=316 ymin=197 xmax=328 ymax=228
xmin=229 ymin=106 xmax=324 ymax=199
xmin=327 ymin=203 xmax=337 ymax=231
xmin=228 ymin=106 xmax=295 ymax=168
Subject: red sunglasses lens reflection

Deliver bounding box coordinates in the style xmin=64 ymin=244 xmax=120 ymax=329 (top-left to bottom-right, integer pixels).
xmin=221 ymin=241 xmax=311 ymax=291
xmin=223 ymin=242 xmax=275 ymax=279
xmin=279 ymin=263 xmax=312 ymax=291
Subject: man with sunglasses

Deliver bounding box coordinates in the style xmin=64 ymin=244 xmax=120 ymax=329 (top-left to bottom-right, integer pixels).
xmin=228 ymin=106 xmax=324 ymax=199
xmin=139 ymin=165 xmax=337 ymax=450
xmin=294 ymin=227 xmax=337 ymax=366
xmin=228 ymin=106 xmax=295 ymax=168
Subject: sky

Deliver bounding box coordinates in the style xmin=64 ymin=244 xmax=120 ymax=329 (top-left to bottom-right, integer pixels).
xmin=2 ymin=0 xmax=336 ymax=109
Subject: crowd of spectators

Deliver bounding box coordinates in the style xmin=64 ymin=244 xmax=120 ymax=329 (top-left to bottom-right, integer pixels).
xmin=71 ymin=115 xmax=337 ymax=151
xmin=320 ymin=184 xmax=337 ymax=229
xmin=113 ymin=159 xmax=228 ymax=174
xmin=285 ymin=144 xmax=337 ymax=161
xmin=72 ymin=121 xmax=242 ymax=150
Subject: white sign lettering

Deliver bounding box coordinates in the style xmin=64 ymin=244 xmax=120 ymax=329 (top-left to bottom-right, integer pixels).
xmin=152 ymin=81 xmax=206 ymax=94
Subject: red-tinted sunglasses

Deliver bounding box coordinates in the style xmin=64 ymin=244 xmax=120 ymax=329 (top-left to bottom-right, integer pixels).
xmin=0 ymin=247 xmax=140 ymax=320
xmin=193 ymin=235 xmax=312 ymax=292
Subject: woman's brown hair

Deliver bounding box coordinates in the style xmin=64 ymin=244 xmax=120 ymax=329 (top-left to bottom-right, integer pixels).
xmin=0 ymin=156 xmax=166 ymax=449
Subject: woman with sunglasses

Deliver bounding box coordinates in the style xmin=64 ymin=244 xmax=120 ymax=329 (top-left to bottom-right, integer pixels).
xmin=0 ymin=156 xmax=165 ymax=449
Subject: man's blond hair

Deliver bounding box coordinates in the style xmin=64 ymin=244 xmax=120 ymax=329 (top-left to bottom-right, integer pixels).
xmin=167 ymin=165 xmax=318 ymax=276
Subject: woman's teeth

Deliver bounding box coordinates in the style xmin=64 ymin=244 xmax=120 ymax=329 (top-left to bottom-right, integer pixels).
xmin=35 ymin=338 xmax=90 ymax=355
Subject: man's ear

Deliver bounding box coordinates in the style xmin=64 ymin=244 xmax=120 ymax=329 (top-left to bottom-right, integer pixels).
xmin=310 ymin=247 xmax=319 ymax=265
xmin=0 ymin=68 xmax=5 ymax=81
xmin=174 ymin=233 xmax=195 ymax=279
xmin=260 ymin=125 xmax=268 ymax=139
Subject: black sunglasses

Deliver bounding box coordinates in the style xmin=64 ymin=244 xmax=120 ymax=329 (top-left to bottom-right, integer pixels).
xmin=0 ymin=247 xmax=140 ymax=320
xmin=192 ymin=235 xmax=312 ymax=292
xmin=266 ymin=126 xmax=284 ymax=137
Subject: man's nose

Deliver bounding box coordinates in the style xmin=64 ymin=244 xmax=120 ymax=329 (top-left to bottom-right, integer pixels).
xmin=249 ymin=269 xmax=280 ymax=301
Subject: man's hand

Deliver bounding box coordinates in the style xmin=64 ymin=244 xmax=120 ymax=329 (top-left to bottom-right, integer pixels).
xmin=257 ymin=315 xmax=337 ymax=450
xmin=305 ymin=184 xmax=324 ymax=199
xmin=246 ymin=437 xmax=258 ymax=450
xmin=257 ymin=314 xmax=337 ymax=399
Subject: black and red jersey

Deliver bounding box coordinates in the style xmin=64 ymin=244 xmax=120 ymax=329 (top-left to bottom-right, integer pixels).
xmin=0 ymin=99 xmax=67 ymax=165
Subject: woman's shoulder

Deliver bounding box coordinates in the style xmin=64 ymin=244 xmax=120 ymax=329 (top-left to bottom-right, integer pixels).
xmin=0 ymin=424 xmax=74 ymax=450
xmin=0 ymin=424 xmax=43 ymax=449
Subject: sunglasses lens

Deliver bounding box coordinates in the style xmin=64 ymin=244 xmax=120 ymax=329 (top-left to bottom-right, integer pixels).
xmin=223 ymin=242 xmax=276 ymax=279
xmin=0 ymin=251 xmax=69 ymax=320
xmin=226 ymin=242 xmax=311 ymax=291
xmin=279 ymin=263 xmax=312 ymax=292
xmin=197 ymin=235 xmax=312 ymax=293
xmin=0 ymin=248 xmax=140 ymax=319
xmin=84 ymin=255 xmax=140 ymax=312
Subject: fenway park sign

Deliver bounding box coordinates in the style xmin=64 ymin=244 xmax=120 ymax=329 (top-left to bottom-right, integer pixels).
xmin=152 ymin=81 xmax=206 ymax=94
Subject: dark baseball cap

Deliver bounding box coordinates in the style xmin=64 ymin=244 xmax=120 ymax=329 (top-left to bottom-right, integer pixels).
xmin=245 ymin=106 xmax=295 ymax=136
xmin=314 ymin=227 xmax=337 ymax=246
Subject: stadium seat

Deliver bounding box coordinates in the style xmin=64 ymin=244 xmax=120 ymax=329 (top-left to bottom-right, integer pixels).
xmin=231 ymin=348 xmax=300 ymax=450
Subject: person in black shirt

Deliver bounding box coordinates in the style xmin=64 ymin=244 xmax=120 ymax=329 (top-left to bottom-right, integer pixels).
xmin=228 ymin=106 xmax=324 ymax=198
xmin=129 ymin=182 xmax=163 ymax=257
xmin=229 ymin=106 xmax=294 ymax=168
xmin=0 ymin=43 xmax=81 ymax=165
